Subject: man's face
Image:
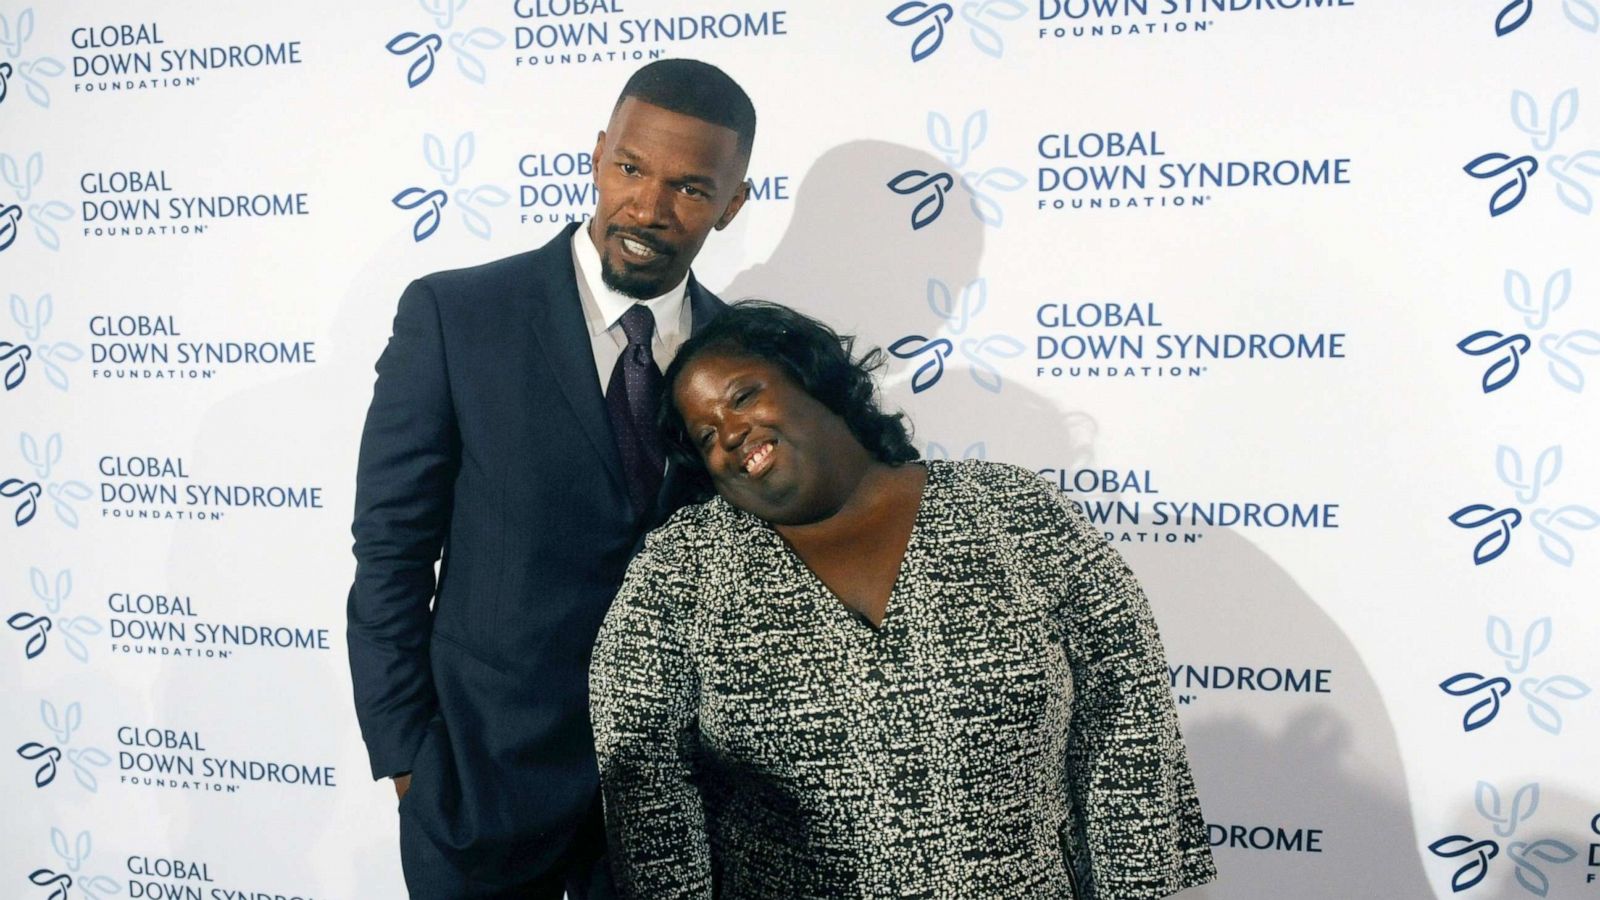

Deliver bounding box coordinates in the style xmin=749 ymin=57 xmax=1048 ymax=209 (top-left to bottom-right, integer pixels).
xmin=588 ymin=98 xmax=750 ymax=299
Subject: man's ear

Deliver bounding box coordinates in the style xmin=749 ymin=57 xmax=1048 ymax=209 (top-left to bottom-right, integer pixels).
xmin=590 ymin=130 xmax=606 ymax=184
xmin=714 ymin=178 xmax=750 ymax=231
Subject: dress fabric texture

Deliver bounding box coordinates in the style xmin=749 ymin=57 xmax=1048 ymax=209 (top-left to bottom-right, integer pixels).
xmin=590 ymin=459 xmax=1217 ymax=900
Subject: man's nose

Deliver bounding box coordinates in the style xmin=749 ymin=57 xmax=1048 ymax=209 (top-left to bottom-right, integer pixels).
xmin=626 ymin=179 xmax=673 ymax=228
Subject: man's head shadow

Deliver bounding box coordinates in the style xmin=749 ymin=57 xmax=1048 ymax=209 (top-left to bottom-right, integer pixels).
xmin=717 ymin=140 xmax=985 ymax=336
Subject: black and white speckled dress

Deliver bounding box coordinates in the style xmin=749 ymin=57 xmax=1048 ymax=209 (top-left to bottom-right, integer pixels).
xmin=590 ymin=459 xmax=1216 ymax=900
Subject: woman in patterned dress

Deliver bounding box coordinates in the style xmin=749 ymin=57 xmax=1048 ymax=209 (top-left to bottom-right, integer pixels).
xmin=589 ymin=300 xmax=1216 ymax=899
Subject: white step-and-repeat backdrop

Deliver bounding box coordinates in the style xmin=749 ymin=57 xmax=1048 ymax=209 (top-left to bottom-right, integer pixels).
xmin=3 ymin=1 xmax=1597 ymax=897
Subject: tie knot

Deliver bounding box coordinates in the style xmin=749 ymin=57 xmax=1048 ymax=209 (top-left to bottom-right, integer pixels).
xmin=619 ymin=304 xmax=656 ymax=348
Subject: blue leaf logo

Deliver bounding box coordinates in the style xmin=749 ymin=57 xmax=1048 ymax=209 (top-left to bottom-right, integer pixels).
xmin=1 ymin=151 xmax=43 ymax=201
xmin=887 ymin=169 xmax=954 ymax=230
xmin=1535 ymin=328 xmax=1600 ymax=392
xmin=1475 ymin=780 xmax=1539 ymax=837
xmin=26 ymin=869 xmax=71 ymax=900
xmin=447 ymin=28 xmax=505 ymax=84
xmin=1448 ymin=504 xmax=1523 ymax=564
xmin=924 ymin=440 xmax=987 ymax=461
xmin=1428 ymin=835 xmax=1500 ymax=891
xmin=49 ymin=826 xmax=90 ymax=872
xmin=6 ymin=611 xmax=50 ymax=659
xmin=1567 ymin=0 xmax=1600 ymax=30
xmin=65 ymin=746 xmax=109 ymax=791
xmin=927 ymin=278 xmax=987 ymax=335
xmin=1486 ymin=615 xmax=1550 ymax=674
xmin=1528 ymin=504 xmax=1600 ymax=566
xmin=1548 ymin=149 xmax=1600 ymax=214
xmin=1501 ymin=268 xmax=1564 ymax=329
xmin=1456 ymin=330 xmax=1530 ymax=392
xmin=960 ymin=166 xmax=1027 ymax=227
xmin=886 ymin=1 xmax=954 ymax=62
xmin=1 ymin=476 xmax=41 ymax=526
xmin=419 ymin=0 xmax=465 ymax=29
xmin=1518 ymin=674 xmax=1592 ymax=734
xmin=1509 ymin=838 xmax=1578 ymax=897
xmin=888 ymin=335 xmax=953 ymax=392
xmin=392 ymin=187 xmax=448 ymax=242
xmin=1510 ymin=88 xmax=1577 ymax=152
xmin=16 ymin=741 xmax=60 ymax=787
xmin=1495 ymin=444 xmax=1560 ymax=504
xmin=0 ymin=9 xmax=34 ymax=58
xmin=386 ymin=32 xmax=443 ymax=88
xmin=425 ymin=132 xmax=476 ymax=186
xmin=959 ymin=0 xmax=1026 ymax=58
xmin=454 ymin=185 xmax=510 ymax=240
xmin=1497 ymin=0 xmax=1534 ymax=33
xmin=1440 ymin=673 xmax=1512 ymax=731
xmin=1463 ymin=153 xmax=1539 ymax=216
xmin=0 ymin=340 xmax=31 ymax=390
xmin=0 ymin=204 xmax=21 ymax=252
xmin=928 ymin=109 xmax=986 ymax=169
xmin=959 ymin=335 xmax=1025 ymax=393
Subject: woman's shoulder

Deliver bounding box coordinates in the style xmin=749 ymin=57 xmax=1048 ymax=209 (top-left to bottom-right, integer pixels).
xmin=643 ymin=497 xmax=749 ymax=557
xmin=638 ymin=497 xmax=771 ymax=581
xmin=931 ymin=458 xmax=1060 ymax=508
xmin=927 ymin=458 xmax=1084 ymax=549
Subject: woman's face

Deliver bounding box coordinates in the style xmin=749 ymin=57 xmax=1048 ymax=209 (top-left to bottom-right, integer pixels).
xmin=672 ymin=352 xmax=864 ymax=525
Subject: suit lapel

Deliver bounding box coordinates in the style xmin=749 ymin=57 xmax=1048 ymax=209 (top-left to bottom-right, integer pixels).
xmin=524 ymin=223 xmax=629 ymax=500
xmin=685 ymin=276 xmax=725 ymax=338
xmin=652 ymin=277 xmax=728 ymax=524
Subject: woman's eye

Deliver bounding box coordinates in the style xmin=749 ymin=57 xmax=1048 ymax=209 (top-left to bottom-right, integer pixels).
xmin=733 ymin=389 xmax=755 ymax=407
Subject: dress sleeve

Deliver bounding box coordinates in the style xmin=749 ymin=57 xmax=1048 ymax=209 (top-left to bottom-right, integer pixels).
xmin=1040 ymin=484 xmax=1217 ymax=900
xmin=590 ymin=531 xmax=713 ymax=900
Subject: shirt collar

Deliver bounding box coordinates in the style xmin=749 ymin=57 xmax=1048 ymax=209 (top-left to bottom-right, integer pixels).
xmin=571 ymin=222 xmax=689 ymax=338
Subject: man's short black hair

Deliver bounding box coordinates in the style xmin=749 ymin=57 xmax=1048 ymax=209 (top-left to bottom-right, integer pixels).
xmin=659 ymin=300 xmax=920 ymax=501
xmin=615 ymin=58 xmax=756 ymax=159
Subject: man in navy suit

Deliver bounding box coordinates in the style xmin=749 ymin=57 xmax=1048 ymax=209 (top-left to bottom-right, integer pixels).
xmin=347 ymin=59 xmax=755 ymax=898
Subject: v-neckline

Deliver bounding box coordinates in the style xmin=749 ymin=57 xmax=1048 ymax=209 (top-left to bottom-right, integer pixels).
xmin=765 ymin=462 xmax=935 ymax=633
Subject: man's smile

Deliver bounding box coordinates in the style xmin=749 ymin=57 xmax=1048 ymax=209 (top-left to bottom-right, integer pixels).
xmin=608 ymin=226 xmax=673 ymax=266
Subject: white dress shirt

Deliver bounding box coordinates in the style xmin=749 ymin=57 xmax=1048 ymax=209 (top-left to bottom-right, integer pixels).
xmin=571 ymin=223 xmax=691 ymax=396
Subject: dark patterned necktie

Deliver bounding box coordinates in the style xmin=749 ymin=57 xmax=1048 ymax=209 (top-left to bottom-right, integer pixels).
xmin=606 ymin=304 xmax=665 ymax=514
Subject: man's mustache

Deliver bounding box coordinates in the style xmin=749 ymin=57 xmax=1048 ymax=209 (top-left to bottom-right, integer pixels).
xmin=606 ymin=225 xmax=674 ymax=257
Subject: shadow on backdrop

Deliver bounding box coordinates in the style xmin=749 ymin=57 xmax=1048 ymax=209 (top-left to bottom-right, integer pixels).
xmin=721 ymin=139 xmax=984 ymax=333
xmin=713 ymin=140 xmax=1434 ymax=897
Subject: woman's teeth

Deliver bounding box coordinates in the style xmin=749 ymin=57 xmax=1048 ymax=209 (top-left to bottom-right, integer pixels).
xmin=744 ymin=442 xmax=774 ymax=474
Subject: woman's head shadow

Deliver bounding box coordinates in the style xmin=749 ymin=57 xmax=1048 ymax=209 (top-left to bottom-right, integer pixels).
xmin=849 ymin=359 xmax=1440 ymax=898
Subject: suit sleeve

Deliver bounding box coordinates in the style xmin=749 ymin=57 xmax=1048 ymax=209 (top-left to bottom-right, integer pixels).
xmin=347 ymin=278 xmax=459 ymax=780
xmin=589 ymin=535 xmax=713 ymax=900
xmin=1040 ymin=483 xmax=1217 ymax=900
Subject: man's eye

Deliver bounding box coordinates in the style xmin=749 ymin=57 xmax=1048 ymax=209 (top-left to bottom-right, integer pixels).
xmin=619 ymin=163 xmax=638 ymax=175
xmin=680 ymin=185 xmax=705 ymax=198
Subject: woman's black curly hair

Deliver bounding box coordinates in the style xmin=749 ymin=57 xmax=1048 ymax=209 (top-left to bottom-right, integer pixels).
xmin=658 ymin=299 xmax=920 ymax=500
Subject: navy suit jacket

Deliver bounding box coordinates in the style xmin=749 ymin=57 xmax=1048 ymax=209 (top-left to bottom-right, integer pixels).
xmin=348 ymin=221 xmax=724 ymax=885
